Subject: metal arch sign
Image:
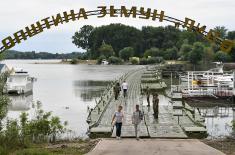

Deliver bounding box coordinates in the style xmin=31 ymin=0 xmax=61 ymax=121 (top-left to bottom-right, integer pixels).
xmin=0 ymin=6 xmax=234 ymax=53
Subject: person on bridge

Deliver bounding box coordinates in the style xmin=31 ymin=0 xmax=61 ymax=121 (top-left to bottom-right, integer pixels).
xmin=113 ymin=82 xmax=121 ymax=100
xmin=152 ymin=93 xmax=159 ymax=119
xmin=145 ymin=86 xmax=150 ymax=107
xmin=122 ymin=81 xmax=128 ymax=98
xmin=111 ymin=105 xmax=124 ymax=140
xmin=132 ymin=104 xmax=143 ymax=140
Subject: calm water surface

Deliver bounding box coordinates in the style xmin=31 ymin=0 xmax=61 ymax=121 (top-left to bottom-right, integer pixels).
xmin=3 ymin=59 xmax=141 ymax=138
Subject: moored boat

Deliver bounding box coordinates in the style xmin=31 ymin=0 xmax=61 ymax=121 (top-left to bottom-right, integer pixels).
xmin=4 ymin=68 xmax=36 ymax=94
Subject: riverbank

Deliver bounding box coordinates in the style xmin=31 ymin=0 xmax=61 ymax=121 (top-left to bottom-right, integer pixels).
xmin=8 ymin=139 xmax=99 ymax=155
xmin=31 ymin=59 xmax=98 ymax=65
xmin=6 ymin=138 xmax=235 ymax=155
xmin=202 ymin=138 xmax=235 ymax=155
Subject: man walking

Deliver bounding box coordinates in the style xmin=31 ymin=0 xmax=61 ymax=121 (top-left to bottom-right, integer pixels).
xmin=132 ymin=105 xmax=143 ymax=140
xmin=122 ymin=81 xmax=128 ymax=98
xmin=145 ymin=86 xmax=150 ymax=107
xmin=113 ymin=82 xmax=121 ymax=100
xmin=152 ymin=93 xmax=159 ymax=119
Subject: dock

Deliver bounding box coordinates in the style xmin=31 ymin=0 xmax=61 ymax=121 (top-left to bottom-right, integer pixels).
xmin=87 ymin=66 xmax=207 ymax=139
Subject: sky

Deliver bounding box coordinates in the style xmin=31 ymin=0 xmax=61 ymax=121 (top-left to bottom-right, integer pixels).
xmin=0 ymin=0 xmax=234 ymax=53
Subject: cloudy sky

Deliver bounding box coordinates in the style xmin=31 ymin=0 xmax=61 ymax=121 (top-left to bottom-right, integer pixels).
xmin=0 ymin=0 xmax=234 ymax=53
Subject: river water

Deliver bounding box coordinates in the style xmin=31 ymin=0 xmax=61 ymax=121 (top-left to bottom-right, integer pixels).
xmin=2 ymin=60 xmax=235 ymax=139
xmin=2 ymin=60 xmax=141 ymax=138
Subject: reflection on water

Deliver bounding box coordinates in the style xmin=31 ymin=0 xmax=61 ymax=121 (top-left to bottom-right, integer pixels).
xmin=196 ymin=105 xmax=235 ymax=138
xmin=165 ymin=76 xmax=235 ymax=138
xmin=8 ymin=94 xmax=33 ymax=111
xmin=73 ymin=80 xmax=111 ymax=101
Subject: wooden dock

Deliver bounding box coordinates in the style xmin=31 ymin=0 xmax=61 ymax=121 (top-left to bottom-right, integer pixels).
xmin=88 ymin=67 xmax=207 ymax=139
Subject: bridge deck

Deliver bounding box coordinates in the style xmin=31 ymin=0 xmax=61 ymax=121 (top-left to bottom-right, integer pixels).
xmin=89 ymin=67 xmax=206 ymax=138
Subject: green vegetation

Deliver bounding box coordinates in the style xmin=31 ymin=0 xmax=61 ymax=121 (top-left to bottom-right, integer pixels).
xmin=72 ymin=24 xmax=235 ymax=65
xmin=0 ymin=73 xmax=9 ymax=131
xmin=0 ymin=52 xmax=96 ymax=154
xmin=130 ymin=57 xmax=139 ymax=65
xmin=108 ymin=56 xmax=122 ymax=64
xmin=232 ymin=120 xmax=235 ymax=133
xmin=0 ymin=72 xmax=71 ymax=154
xmin=3 ymin=50 xmax=88 ymax=60
xmin=0 ymin=24 xmax=234 ymax=66
xmin=70 ymin=58 xmax=78 ymax=64
xmin=2 ymin=24 xmax=235 ymax=66
xmin=98 ymin=42 xmax=115 ymax=58
xmin=119 ymin=47 xmax=134 ymax=61
xmin=0 ymin=100 xmax=68 ymax=154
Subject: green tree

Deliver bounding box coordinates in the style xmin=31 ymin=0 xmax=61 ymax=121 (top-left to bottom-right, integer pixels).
xmin=72 ymin=25 xmax=94 ymax=51
xmin=228 ymin=44 xmax=235 ymax=61
xmin=97 ymin=55 xmax=106 ymax=64
xmin=203 ymin=47 xmax=214 ymax=64
xmin=119 ymin=47 xmax=134 ymax=61
xmin=98 ymin=42 xmax=115 ymax=58
xmin=188 ymin=42 xmax=205 ymax=69
xmin=89 ymin=24 xmax=142 ymax=57
xmin=179 ymin=43 xmax=192 ymax=60
xmin=214 ymin=51 xmax=231 ymax=62
xmin=108 ymin=56 xmax=122 ymax=64
xmin=139 ymin=58 xmax=148 ymax=65
xmin=70 ymin=58 xmax=78 ymax=64
xmin=144 ymin=47 xmax=161 ymax=58
xmin=227 ymin=31 xmax=235 ymax=40
xmin=147 ymin=57 xmax=163 ymax=64
xmin=163 ymin=47 xmax=178 ymax=60
xmin=214 ymin=26 xmax=228 ymax=39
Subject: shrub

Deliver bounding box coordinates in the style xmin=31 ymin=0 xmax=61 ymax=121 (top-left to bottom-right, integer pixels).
xmin=214 ymin=51 xmax=231 ymax=62
xmin=147 ymin=57 xmax=164 ymax=64
xmin=97 ymin=55 xmax=106 ymax=64
xmin=0 ymin=146 xmax=8 ymax=155
xmin=139 ymin=57 xmax=164 ymax=65
xmin=108 ymin=56 xmax=122 ymax=64
xmin=139 ymin=58 xmax=148 ymax=65
xmin=119 ymin=47 xmax=134 ymax=61
xmin=144 ymin=47 xmax=161 ymax=58
xmin=0 ymin=101 xmax=68 ymax=153
xmin=130 ymin=57 xmax=139 ymax=65
xmin=70 ymin=58 xmax=78 ymax=64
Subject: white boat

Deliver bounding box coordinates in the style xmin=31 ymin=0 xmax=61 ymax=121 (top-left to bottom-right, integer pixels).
xmin=101 ymin=60 xmax=109 ymax=65
xmin=4 ymin=69 xmax=35 ymax=94
xmin=179 ymin=62 xmax=234 ymax=88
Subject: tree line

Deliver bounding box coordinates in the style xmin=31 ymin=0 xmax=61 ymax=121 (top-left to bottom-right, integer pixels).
xmin=72 ymin=24 xmax=235 ymax=65
xmin=2 ymin=50 xmax=88 ymax=60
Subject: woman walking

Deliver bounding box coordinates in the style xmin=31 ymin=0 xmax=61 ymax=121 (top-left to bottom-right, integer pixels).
xmin=111 ymin=105 xmax=124 ymax=139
